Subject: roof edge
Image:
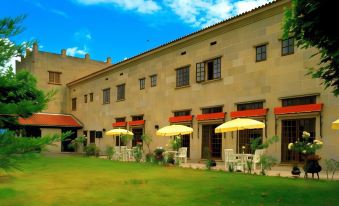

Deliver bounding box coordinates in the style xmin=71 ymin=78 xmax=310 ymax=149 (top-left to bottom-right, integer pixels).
xmin=67 ymin=0 xmax=289 ymax=86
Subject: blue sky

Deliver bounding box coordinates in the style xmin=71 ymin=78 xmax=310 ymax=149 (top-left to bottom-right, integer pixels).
xmin=1 ymin=0 xmax=272 ymax=63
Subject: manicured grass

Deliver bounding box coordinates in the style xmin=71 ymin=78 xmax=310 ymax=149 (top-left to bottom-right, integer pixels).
xmin=0 ymin=156 xmax=338 ymax=206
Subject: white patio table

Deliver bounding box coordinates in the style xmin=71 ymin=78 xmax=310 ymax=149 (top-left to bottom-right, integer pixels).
xmin=235 ymin=153 xmax=254 ymax=171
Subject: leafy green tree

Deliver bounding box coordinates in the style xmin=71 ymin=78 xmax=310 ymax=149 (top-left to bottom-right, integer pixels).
xmin=0 ymin=15 xmax=64 ymax=173
xmin=283 ymin=0 xmax=339 ymax=96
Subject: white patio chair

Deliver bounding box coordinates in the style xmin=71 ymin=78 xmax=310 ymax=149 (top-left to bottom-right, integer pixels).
xmin=114 ymin=146 xmax=121 ymax=160
xmin=224 ymin=149 xmax=239 ymax=171
xmin=120 ymin=146 xmax=128 ymax=161
xmin=176 ymin=147 xmax=187 ymax=164
xmin=252 ymin=149 xmax=266 ymax=171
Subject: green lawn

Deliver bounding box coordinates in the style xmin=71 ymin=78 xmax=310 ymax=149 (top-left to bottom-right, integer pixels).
xmin=0 ymin=156 xmax=338 ymax=206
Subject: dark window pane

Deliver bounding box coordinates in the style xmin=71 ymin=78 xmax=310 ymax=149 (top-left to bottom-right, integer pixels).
xmin=103 ymin=88 xmax=110 ymax=104
xmin=176 ymin=66 xmax=190 ymax=87
xmin=117 ymin=84 xmax=125 ymax=101
xmin=282 ymin=96 xmax=316 ymax=107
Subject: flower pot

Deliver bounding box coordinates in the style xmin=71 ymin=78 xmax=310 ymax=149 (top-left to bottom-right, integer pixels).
xmin=291 ymin=166 xmax=301 ymax=176
xmin=304 ymin=155 xmax=322 ymax=179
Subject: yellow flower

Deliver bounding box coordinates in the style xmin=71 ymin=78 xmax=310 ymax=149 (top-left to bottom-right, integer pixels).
xmin=302 ymin=131 xmax=310 ymax=138
xmin=302 ymin=150 xmax=307 ymax=154
xmin=288 ymin=143 xmax=293 ymax=150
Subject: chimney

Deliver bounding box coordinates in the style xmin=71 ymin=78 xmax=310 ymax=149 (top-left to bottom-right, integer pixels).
xmin=106 ymin=57 xmax=112 ymax=64
xmin=85 ymin=53 xmax=90 ymax=60
xmin=33 ymin=42 xmax=38 ymax=52
xmin=61 ymin=49 xmax=66 ymax=57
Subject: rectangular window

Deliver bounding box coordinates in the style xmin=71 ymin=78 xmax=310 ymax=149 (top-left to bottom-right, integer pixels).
xmin=89 ymin=93 xmax=93 ymax=102
xmin=103 ymin=88 xmax=110 ymax=104
xmin=237 ymin=102 xmax=263 ymax=111
xmin=174 ymin=110 xmax=191 ymax=117
xmin=95 ymin=131 xmax=102 ymax=138
xmin=150 ymin=75 xmax=157 ymax=87
xmin=117 ymin=84 xmax=125 ymax=101
xmin=202 ymin=106 xmax=223 ymax=114
xmin=282 ymin=96 xmax=316 ymax=107
xmin=132 ymin=115 xmax=143 ymax=121
xmin=48 ymin=71 xmax=61 ymax=84
xmin=139 ymin=78 xmax=145 ymax=90
xmin=71 ymin=98 xmax=77 ymax=111
xmin=196 ymin=62 xmax=205 ymax=82
xmin=256 ymin=45 xmax=267 ymax=62
xmin=84 ymin=95 xmax=87 ymax=103
xmin=116 ymin=117 xmax=126 ymax=122
xmin=282 ymin=37 xmax=294 ymax=56
xmin=196 ymin=57 xmax=221 ymax=82
xmin=176 ymin=66 xmax=190 ymax=87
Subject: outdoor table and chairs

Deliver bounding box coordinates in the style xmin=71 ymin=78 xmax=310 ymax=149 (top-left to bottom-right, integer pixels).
xmin=234 ymin=153 xmax=254 ymax=171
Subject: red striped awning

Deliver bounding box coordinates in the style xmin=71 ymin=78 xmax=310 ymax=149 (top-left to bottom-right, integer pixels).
xmin=274 ymin=104 xmax=323 ymax=115
xmin=112 ymin=122 xmax=127 ymax=127
xmin=196 ymin=112 xmax=225 ymax=121
xmin=169 ymin=115 xmax=193 ymax=123
xmin=231 ymin=108 xmax=268 ymax=118
xmin=128 ymin=120 xmax=145 ymax=126
xmin=18 ymin=113 xmax=82 ymax=128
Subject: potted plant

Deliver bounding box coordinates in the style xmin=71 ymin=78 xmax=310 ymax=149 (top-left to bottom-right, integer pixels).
xmin=288 ymin=131 xmax=323 ymax=179
xmin=291 ymin=165 xmax=301 ymax=177
xmin=169 ymin=136 xmax=182 ymax=151
xmin=153 ymin=147 xmax=165 ymax=163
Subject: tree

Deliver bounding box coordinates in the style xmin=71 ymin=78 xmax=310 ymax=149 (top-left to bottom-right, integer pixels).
xmin=283 ymin=0 xmax=339 ymax=96
xmin=0 ymin=16 xmax=64 ymax=173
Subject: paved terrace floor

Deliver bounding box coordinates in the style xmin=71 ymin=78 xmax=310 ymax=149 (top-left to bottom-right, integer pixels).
xmin=179 ymin=161 xmax=339 ymax=180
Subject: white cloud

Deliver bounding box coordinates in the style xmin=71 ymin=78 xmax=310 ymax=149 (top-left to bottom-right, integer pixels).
xmin=75 ymin=0 xmax=161 ymax=14
xmin=234 ymin=0 xmax=272 ymax=14
xmin=164 ymin=0 xmax=272 ymax=28
xmin=50 ymin=9 xmax=69 ymax=18
xmin=66 ymin=47 xmax=87 ymax=56
xmin=74 ymin=30 xmax=92 ymax=41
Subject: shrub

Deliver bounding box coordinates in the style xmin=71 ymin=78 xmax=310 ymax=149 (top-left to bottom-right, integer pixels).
xmin=133 ymin=145 xmax=143 ymax=163
xmin=105 ymin=146 xmax=114 ymax=160
xmin=259 ymin=155 xmax=277 ymax=175
xmin=84 ymin=143 xmax=100 ymax=157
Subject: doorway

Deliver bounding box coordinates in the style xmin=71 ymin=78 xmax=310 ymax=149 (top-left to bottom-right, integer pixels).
xmin=61 ymin=128 xmax=77 ymax=152
xmin=281 ymin=118 xmax=316 ymax=162
xmin=201 ymin=124 xmax=222 ymax=159
xmin=132 ymin=128 xmax=143 ymax=147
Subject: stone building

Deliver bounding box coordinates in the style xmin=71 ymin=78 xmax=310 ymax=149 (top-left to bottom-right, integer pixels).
xmin=17 ymin=0 xmax=339 ymax=162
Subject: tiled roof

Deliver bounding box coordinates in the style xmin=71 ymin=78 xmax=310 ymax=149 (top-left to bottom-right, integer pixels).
xmin=18 ymin=113 xmax=82 ymax=128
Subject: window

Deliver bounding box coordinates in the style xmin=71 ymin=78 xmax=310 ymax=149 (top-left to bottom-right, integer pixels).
xmin=196 ymin=57 xmax=221 ymax=82
xmin=282 ymin=96 xmax=316 ymax=107
xmin=116 ymin=117 xmax=126 ymax=122
xmin=103 ymin=88 xmax=110 ymax=104
xmin=176 ymin=66 xmax=190 ymax=87
xmin=117 ymin=84 xmax=125 ymax=101
xmin=282 ymin=37 xmax=294 ymax=56
xmin=202 ymin=106 xmax=222 ymax=114
xmin=174 ymin=110 xmax=191 ymax=117
xmin=237 ymin=102 xmax=263 ymax=111
xmin=89 ymin=130 xmax=95 ymax=143
xmin=150 ymin=75 xmax=157 ymax=87
xmin=96 ymin=131 xmax=102 ymax=138
xmin=84 ymin=95 xmax=87 ymax=103
xmin=196 ymin=62 xmax=205 ymax=82
xmin=89 ymin=93 xmax=93 ymax=102
xmin=48 ymin=71 xmax=61 ymax=84
xmin=132 ymin=115 xmax=143 ymax=121
xmin=256 ymin=45 xmax=267 ymax=62
xmin=71 ymin=98 xmax=77 ymax=111
xmin=139 ymin=78 xmax=145 ymax=90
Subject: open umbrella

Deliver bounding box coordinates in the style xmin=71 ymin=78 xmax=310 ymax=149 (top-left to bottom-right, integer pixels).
xmin=215 ymin=118 xmax=265 ymax=151
xmin=332 ymin=119 xmax=339 ymax=130
xmin=156 ymin=125 xmax=193 ymax=136
xmin=105 ymin=128 xmax=133 ymax=147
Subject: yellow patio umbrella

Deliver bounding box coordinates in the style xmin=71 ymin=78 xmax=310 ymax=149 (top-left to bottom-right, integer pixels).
xmin=215 ymin=118 xmax=265 ymax=152
xmin=156 ymin=125 xmax=193 ymax=136
xmin=215 ymin=118 xmax=265 ymax=133
xmin=105 ymin=128 xmax=134 ymax=147
xmin=332 ymin=119 xmax=339 ymax=130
